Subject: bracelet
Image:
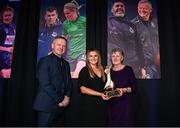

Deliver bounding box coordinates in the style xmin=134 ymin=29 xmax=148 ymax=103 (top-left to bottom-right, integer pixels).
xmin=126 ymin=87 xmax=131 ymax=93
xmin=123 ymin=87 xmax=129 ymax=93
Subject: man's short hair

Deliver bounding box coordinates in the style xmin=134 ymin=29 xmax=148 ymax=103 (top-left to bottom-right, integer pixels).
xmin=46 ymin=6 xmax=58 ymax=13
xmin=54 ymin=36 xmax=67 ymax=43
xmin=112 ymin=0 xmax=124 ymax=4
xmin=138 ymin=0 xmax=152 ymax=9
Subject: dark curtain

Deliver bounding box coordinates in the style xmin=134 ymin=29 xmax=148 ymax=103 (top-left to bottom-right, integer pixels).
xmin=0 ymin=0 xmax=180 ymax=126
xmin=156 ymin=0 xmax=180 ymax=126
xmin=7 ymin=0 xmax=40 ymax=126
xmin=86 ymin=0 xmax=107 ymax=65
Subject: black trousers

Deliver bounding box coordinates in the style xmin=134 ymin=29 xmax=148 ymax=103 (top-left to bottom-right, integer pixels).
xmin=37 ymin=108 xmax=66 ymax=127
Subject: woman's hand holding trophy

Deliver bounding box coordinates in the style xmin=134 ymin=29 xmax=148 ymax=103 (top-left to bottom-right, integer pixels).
xmin=104 ymin=67 xmax=122 ymax=99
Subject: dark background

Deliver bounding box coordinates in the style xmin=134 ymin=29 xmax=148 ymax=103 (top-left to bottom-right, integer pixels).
xmin=0 ymin=0 xmax=180 ymax=126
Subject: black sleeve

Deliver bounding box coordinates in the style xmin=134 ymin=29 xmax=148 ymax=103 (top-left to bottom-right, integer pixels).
xmin=136 ymin=33 xmax=145 ymax=68
xmin=0 ymin=28 xmax=6 ymax=46
xmin=64 ymin=62 xmax=73 ymax=97
xmin=78 ymin=67 xmax=89 ymax=87
xmin=127 ymin=66 xmax=137 ymax=95
xmin=37 ymin=58 xmax=61 ymax=103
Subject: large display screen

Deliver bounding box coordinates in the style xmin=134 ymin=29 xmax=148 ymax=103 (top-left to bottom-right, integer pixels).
xmin=37 ymin=0 xmax=86 ymax=78
xmin=107 ymin=0 xmax=160 ymax=79
xmin=0 ymin=0 xmax=21 ymax=78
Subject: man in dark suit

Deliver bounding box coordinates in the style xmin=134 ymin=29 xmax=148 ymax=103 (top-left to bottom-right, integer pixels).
xmin=33 ymin=36 xmax=72 ymax=126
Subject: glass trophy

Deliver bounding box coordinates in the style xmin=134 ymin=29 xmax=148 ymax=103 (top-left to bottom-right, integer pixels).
xmin=104 ymin=67 xmax=121 ymax=99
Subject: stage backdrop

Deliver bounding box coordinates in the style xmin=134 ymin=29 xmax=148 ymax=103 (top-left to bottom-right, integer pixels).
xmin=107 ymin=0 xmax=161 ymax=79
xmin=0 ymin=0 xmax=21 ymax=78
xmin=37 ymin=0 xmax=86 ymax=78
xmin=1 ymin=0 xmax=180 ymax=126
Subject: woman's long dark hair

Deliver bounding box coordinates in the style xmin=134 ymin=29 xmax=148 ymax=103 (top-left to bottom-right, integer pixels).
xmin=86 ymin=48 xmax=106 ymax=82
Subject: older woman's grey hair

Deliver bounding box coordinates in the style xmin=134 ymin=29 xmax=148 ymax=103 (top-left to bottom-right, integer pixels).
xmin=111 ymin=48 xmax=124 ymax=57
xmin=111 ymin=48 xmax=125 ymax=63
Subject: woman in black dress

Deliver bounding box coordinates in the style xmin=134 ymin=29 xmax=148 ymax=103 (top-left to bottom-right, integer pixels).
xmin=78 ymin=48 xmax=108 ymax=126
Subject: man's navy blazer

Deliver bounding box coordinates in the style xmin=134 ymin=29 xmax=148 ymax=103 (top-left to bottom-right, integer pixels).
xmin=33 ymin=53 xmax=72 ymax=112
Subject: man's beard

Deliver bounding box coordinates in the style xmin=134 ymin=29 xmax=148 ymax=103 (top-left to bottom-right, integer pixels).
xmin=114 ymin=12 xmax=125 ymax=17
